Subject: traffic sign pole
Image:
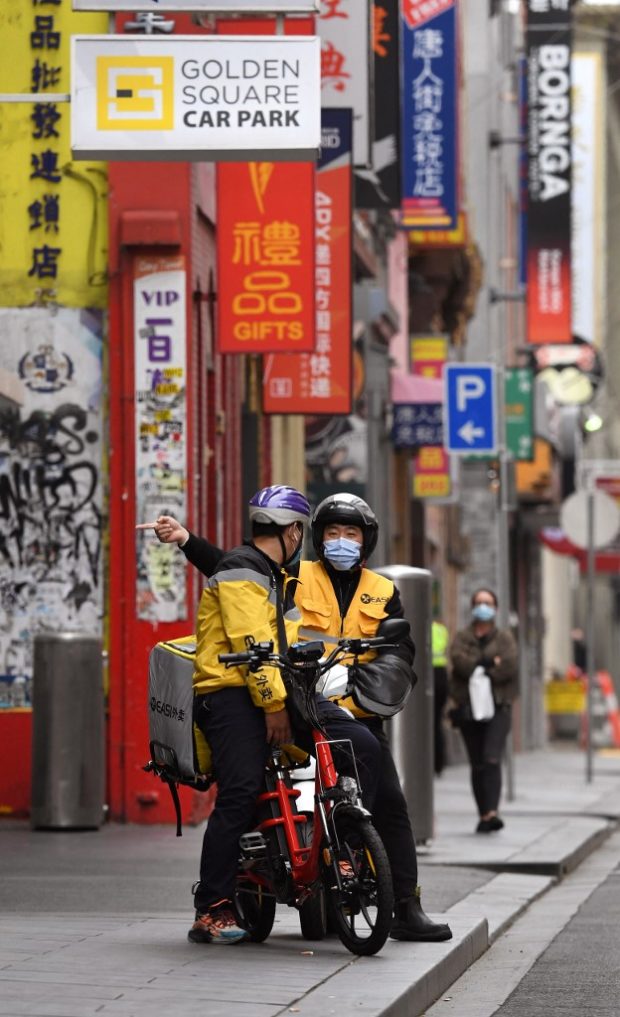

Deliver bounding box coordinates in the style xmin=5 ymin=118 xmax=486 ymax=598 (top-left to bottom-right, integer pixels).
xmin=495 ymin=360 xmax=515 ymax=800
xmin=586 ymin=490 xmax=595 ymax=783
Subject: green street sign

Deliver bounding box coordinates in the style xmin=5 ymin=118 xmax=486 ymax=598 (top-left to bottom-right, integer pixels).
xmin=505 ymin=367 xmax=533 ymax=461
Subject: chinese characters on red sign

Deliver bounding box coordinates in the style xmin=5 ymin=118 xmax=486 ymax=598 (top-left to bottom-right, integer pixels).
xmin=263 ymin=109 xmax=353 ymax=414
xmin=217 ymin=161 xmax=315 ymax=353
xmin=410 ymin=336 xmax=451 ymax=498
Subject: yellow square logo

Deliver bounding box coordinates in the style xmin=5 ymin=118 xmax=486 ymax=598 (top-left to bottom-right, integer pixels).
xmin=97 ymin=56 xmax=174 ymax=131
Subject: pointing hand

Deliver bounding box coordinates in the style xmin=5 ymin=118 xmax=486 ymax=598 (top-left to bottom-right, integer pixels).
xmin=136 ymin=515 xmax=189 ymax=546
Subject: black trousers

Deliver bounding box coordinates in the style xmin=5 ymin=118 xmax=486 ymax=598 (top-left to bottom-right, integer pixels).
xmin=362 ymin=718 xmax=418 ymax=900
xmin=433 ymin=666 xmax=449 ymax=775
xmin=459 ymin=704 xmax=512 ymax=816
xmin=193 ymin=686 xmax=382 ymax=913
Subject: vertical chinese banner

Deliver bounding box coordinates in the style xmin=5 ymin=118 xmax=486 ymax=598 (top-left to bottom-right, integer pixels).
xmin=319 ymin=0 xmax=371 ymax=167
xmin=263 ymin=108 xmax=353 ymax=414
xmin=410 ymin=335 xmax=451 ymax=498
xmin=0 ymin=3 xmax=108 ymax=712
xmin=400 ymin=0 xmax=459 ymax=230
xmin=217 ymin=162 xmax=315 ymax=353
xmin=355 ymin=0 xmax=401 ymax=208
xmin=134 ymin=255 xmax=188 ymax=623
xmin=0 ymin=4 xmax=108 ymax=308
xmin=526 ymin=0 xmax=573 ymax=344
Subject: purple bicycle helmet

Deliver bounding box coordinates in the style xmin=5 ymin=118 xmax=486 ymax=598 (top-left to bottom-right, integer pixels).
xmin=249 ymin=485 xmax=311 ymax=526
xmin=311 ymin=492 xmax=379 ymax=559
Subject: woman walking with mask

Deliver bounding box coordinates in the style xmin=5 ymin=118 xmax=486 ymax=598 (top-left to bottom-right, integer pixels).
xmin=448 ymin=588 xmax=518 ymax=833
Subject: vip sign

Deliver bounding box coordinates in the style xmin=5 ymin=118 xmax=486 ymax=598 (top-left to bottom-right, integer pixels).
xmin=217 ymin=161 xmax=315 ymax=353
xmin=134 ymin=255 xmax=188 ymax=623
xmin=71 ymin=35 xmax=320 ymax=161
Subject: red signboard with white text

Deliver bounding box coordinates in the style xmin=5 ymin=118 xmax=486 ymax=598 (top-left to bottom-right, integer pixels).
xmin=217 ymin=161 xmax=316 ymax=353
xmin=263 ymin=109 xmax=352 ymax=414
xmin=401 ymin=0 xmax=454 ymax=28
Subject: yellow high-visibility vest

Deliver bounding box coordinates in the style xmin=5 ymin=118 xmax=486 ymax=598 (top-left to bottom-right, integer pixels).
xmin=432 ymin=620 xmax=449 ymax=667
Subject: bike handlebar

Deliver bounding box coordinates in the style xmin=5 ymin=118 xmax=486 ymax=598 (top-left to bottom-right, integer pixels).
xmin=218 ymin=634 xmax=397 ymax=669
xmin=219 ymin=652 xmax=253 ymax=665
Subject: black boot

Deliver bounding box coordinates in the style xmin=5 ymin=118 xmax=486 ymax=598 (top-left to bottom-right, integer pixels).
xmin=390 ymin=888 xmax=452 ymax=942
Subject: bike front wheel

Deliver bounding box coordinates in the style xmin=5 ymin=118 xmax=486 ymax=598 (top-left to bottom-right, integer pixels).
xmin=324 ymin=809 xmax=394 ymax=956
xmin=235 ymin=878 xmax=276 ymax=943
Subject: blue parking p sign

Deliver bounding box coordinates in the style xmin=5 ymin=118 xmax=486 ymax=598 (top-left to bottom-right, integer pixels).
xmin=444 ymin=364 xmax=497 ymax=454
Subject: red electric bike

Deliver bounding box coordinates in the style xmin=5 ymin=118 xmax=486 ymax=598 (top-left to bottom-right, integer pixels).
xmin=218 ymin=624 xmax=403 ymax=956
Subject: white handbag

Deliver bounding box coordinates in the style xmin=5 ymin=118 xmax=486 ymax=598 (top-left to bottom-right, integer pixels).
xmin=468 ymin=665 xmax=495 ymax=721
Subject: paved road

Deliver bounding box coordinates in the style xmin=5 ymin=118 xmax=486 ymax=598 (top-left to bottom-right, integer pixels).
xmin=425 ymin=829 xmax=620 ymax=1017
xmin=0 ymin=819 xmax=489 ymax=917
xmin=494 ymin=863 xmax=620 ymax=1017
xmin=2 ymin=747 xmax=620 ymax=1017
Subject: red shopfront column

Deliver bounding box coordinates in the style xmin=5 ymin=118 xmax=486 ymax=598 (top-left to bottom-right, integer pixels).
xmin=108 ymin=162 xmax=213 ymax=825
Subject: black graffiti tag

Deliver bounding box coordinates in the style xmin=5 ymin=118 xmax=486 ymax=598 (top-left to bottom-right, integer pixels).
xmin=0 ymin=403 xmax=101 ymax=583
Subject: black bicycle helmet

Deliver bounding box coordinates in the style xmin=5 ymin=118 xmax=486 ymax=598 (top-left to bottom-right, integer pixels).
xmin=311 ymin=493 xmax=379 ymax=560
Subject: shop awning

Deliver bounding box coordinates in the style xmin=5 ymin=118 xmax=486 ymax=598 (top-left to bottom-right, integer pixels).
xmin=539 ymin=527 xmax=620 ymax=574
xmin=391 ymin=370 xmax=444 ymax=404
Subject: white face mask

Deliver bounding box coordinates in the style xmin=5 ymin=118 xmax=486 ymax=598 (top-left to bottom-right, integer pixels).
xmin=472 ymin=603 xmax=496 ymax=623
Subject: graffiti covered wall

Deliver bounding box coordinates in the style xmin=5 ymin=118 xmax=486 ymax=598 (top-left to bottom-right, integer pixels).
xmin=0 ymin=308 xmax=104 ymax=708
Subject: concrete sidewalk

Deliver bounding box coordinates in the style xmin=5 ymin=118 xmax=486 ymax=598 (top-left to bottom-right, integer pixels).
xmin=1 ymin=745 xmax=619 ymax=1017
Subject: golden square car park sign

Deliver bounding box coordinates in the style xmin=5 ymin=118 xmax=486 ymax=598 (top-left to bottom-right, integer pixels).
xmin=71 ymin=3 xmax=321 ymax=161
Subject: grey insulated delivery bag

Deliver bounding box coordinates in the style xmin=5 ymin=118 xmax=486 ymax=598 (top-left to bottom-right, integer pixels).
xmin=146 ymin=638 xmax=212 ymax=834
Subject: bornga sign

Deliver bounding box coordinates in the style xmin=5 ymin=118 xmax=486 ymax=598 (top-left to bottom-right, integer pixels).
xmin=529 ymin=44 xmax=571 ymax=202
xmin=71 ymin=36 xmax=320 ymax=161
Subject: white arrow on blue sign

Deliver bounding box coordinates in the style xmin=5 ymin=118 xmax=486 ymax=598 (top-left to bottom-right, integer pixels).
xmin=444 ymin=364 xmax=497 ymax=454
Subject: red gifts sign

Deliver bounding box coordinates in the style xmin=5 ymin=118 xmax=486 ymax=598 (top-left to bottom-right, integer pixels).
xmin=263 ymin=109 xmax=352 ymax=414
xmin=217 ymin=161 xmax=315 ymax=353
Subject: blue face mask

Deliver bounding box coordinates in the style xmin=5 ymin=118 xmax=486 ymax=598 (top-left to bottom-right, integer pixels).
xmin=323 ymin=537 xmax=361 ymax=571
xmin=472 ymin=603 xmax=496 ymax=623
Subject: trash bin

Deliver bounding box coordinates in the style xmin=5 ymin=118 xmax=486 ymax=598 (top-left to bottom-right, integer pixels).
xmin=31 ymin=633 xmax=105 ymax=830
xmin=374 ymin=566 xmax=434 ymax=843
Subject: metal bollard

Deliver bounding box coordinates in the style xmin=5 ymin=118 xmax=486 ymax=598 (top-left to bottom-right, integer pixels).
xmin=375 ymin=566 xmax=434 ymax=843
xmin=30 ymin=633 xmax=105 ymax=830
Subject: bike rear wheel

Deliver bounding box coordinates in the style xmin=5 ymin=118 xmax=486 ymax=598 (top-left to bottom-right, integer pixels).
xmin=324 ymin=810 xmax=393 ymax=956
xmin=235 ymin=878 xmax=276 ymax=943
